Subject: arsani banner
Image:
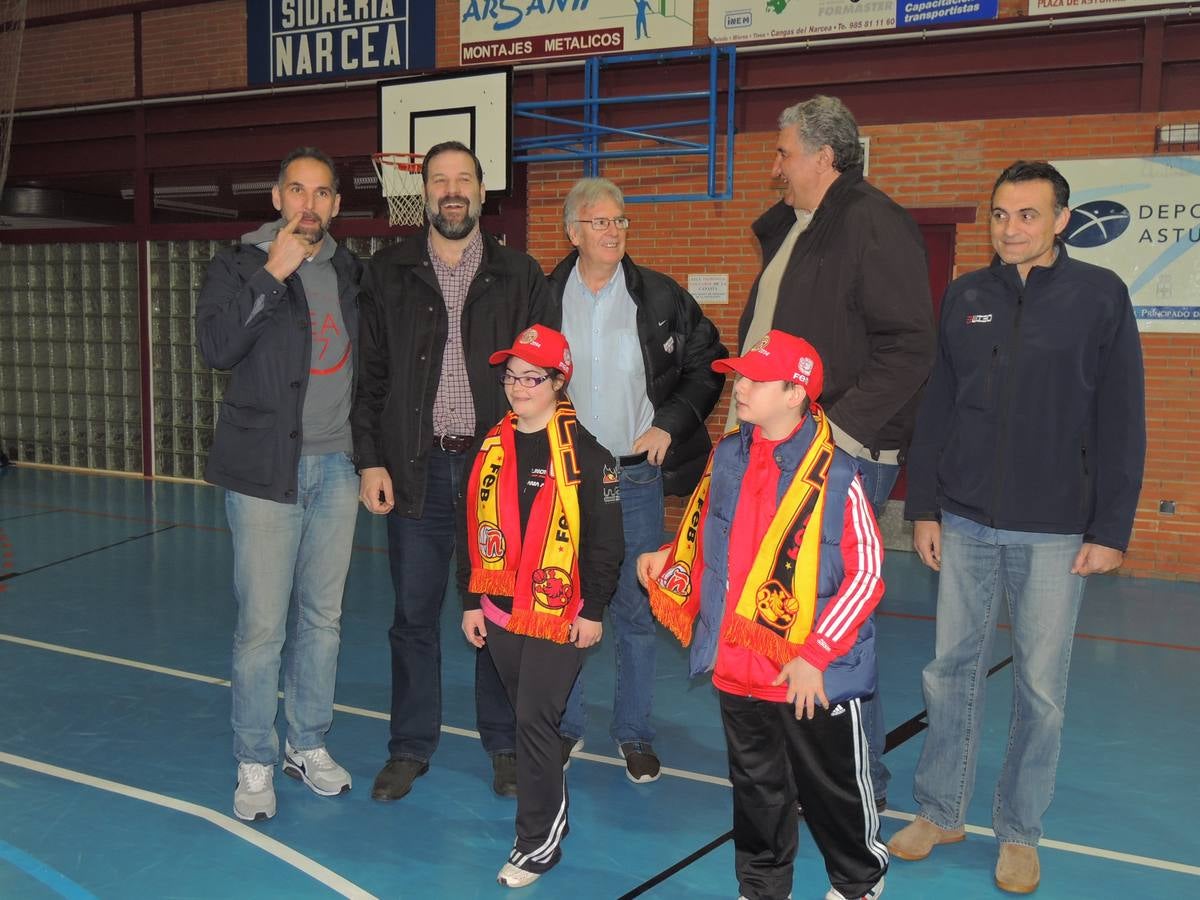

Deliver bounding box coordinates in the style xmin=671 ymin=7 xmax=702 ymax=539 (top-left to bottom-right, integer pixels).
xmin=1051 ymin=155 xmax=1200 ymax=333
xmin=460 ymin=0 xmax=695 ymax=66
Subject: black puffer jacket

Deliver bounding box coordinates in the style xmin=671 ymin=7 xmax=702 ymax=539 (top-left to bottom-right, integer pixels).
xmin=741 ymin=166 xmax=935 ymax=457
xmin=351 ymin=230 xmax=555 ymax=518
xmin=548 ymin=251 xmax=728 ymax=497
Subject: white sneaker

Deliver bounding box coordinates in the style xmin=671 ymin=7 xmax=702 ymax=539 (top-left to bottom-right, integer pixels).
xmin=283 ymin=741 xmax=351 ymax=797
xmin=497 ymin=862 xmax=540 ymax=888
xmin=826 ymin=876 xmax=884 ymax=900
xmin=234 ymin=762 xmax=276 ymax=821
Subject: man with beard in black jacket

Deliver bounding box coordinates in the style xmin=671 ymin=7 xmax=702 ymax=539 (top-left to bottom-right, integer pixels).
xmin=352 ymin=141 xmax=556 ymax=803
xmin=736 ymin=96 xmax=936 ymax=812
xmin=547 ymin=177 xmax=727 ymax=782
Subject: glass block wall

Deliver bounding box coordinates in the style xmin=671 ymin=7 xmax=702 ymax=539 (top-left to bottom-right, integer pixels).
xmin=0 ymin=235 xmax=403 ymax=479
xmin=148 ymin=239 xmax=233 ymax=480
xmin=0 ymin=243 xmax=143 ymax=472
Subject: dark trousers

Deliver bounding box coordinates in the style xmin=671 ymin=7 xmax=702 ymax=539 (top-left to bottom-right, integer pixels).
xmin=486 ymin=624 xmax=582 ymax=874
xmin=384 ymin=447 xmax=515 ymax=761
xmin=719 ymin=691 xmax=888 ymax=900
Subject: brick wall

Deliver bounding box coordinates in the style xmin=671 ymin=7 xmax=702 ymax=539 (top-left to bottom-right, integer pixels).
xmin=142 ymin=1 xmax=245 ymax=96
xmin=525 ymin=111 xmax=1200 ymax=581
xmin=16 ymin=15 xmax=135 ymax=108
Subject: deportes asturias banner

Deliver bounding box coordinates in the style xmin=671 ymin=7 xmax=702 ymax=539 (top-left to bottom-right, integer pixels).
xmin=1051 ymin=155 xmax=1200 ymax=333
xmin=460 ymin=0 xmax=695 ymax=66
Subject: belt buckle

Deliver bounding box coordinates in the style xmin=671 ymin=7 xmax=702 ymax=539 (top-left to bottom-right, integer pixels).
xmin=439 ymin=433 xmax=451 ymax=452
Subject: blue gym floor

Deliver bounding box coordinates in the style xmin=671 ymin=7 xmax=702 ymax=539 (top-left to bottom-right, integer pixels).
xmin=1 ymin=466 xmax=1197 ymax=899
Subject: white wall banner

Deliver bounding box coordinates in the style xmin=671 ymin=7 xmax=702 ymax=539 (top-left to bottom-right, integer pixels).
xmin=1028 ymin=0 xmax=1192 ymax=15
xmin=1051 ymin=155 xmax=1200 ymax=332
xmin=709 ymin=0 xmax=897 ymax=43
xmin=460 ymin=1 xmax=694 ymax=66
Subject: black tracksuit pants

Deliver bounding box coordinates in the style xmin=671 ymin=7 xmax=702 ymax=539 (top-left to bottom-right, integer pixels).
xmin=486 ymin=625 xmax=582 ymax=874
xmin=719 ymin=691 xmax=888 ymax=900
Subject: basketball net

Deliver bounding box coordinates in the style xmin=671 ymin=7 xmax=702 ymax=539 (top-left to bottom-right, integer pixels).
xmin=371 ymin=152 xmax=425 ymax=227
xmin=0 ymin=1 xmax=27 ymax=198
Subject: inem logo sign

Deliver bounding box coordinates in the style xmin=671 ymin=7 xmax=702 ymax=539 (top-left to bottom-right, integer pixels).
xmin=725 ymin=10 xmax=752 ymax=28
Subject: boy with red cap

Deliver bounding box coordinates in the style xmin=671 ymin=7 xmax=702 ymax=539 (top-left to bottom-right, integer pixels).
xmin=458 ymin=325 xmax=624 ymax=889
xmin=639 ymin=329 xmax=888 ymax=900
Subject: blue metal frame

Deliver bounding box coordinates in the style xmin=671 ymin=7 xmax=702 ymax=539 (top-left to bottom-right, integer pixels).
xmin=513 ymin=46 xmax=736 ymax=204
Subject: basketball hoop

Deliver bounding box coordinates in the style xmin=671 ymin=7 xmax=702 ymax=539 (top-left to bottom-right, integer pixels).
xmin=371 ymin=152 xmax=425 ymax=227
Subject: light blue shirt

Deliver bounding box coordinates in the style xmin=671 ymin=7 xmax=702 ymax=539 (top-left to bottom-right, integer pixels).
xmin=561 ymin=262 xmax=655 ymax=457
xmin=942 ymin=511 xmax=1081 ymax=545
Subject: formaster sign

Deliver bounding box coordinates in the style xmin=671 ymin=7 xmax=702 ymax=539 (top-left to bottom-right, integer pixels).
xmin=247 ymin=1 xmax=435 ymax=84
xmin=459 ymin=0 xmax=695 ymax=66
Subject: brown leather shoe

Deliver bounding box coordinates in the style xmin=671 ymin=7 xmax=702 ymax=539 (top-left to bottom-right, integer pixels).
xmin=887 ymin=817 xmax=966 ymax=861
xmin=995 ymin=843 xmax=1040 ymax=893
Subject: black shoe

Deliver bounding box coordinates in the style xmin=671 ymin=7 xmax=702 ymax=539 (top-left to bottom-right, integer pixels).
xmin=617 ymin=741 xmax=660 ymax=783
xmin=561 ymin=737 xmax=583 ymax=770
xmin=370 ymin=758 xmax=428 ymax=802
xmin=492 ymin=752 xmax=517 ymax=797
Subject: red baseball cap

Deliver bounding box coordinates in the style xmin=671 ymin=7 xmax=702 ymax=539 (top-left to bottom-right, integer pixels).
xmin=712 ymin=329 xmax=824 ymax=401
xmin=489 ymin=325 xmax=574 ymax=384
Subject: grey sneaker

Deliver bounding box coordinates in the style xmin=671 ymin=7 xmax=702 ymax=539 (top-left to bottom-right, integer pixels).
xmin=234 ymin=762 xmax=276 ymax=821
xmin=283 ymin=741 xmax=351 ymax=797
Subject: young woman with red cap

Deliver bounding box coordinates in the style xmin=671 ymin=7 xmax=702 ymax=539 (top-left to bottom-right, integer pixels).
xmin=458 ymin=324 xmax=624 ymax=889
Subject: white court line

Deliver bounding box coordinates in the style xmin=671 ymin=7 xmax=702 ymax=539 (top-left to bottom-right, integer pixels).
xmin=4 ymin=632 xmax=1199 ymax=878
xmin=0 ymin=751 xmax=378 ymax=900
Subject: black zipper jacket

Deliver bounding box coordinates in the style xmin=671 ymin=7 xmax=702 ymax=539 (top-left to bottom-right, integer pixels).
xmin=904 ymin=246 xmax=1146 ymax=551
xmin=351 ymin=229 xmax=555 ymax=518
xmin=547 ymin=251 xmax=728 ymax=497
xmin=740 ymin=167 xmax=935 ymax=456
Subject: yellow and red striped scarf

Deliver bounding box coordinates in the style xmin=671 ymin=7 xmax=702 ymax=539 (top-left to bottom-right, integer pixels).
xmin=648 ymin=407 xmax=835 ymax=667
xmin=467 ymin=400 xmax=583 ymax=643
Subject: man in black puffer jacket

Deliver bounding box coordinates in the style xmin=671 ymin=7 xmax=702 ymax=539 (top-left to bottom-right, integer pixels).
xmin=547 ymin=177 xmax=727 ymax=782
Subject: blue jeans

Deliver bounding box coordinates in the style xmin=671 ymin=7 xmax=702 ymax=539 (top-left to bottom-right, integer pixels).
xmin=384 ymin=447 xmax=514 ymax=763
xmin=913 ymin=519 xmax=1085 ymax=844
xmin=228 ymin=451 xmax=358 ymax=764
xmin=855 ymin=457 xmax=899 ymax=803
xmin=560 ymin=460 xmax=664 ymax=745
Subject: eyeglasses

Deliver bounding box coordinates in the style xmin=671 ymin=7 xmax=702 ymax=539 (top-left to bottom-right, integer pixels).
xmin=573 ymin=216 xmax=630 ymax=231
xmin=499 ymin=372 xmax=553 ymax=388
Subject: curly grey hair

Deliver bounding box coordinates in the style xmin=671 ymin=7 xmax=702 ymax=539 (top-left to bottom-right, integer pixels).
xmin=778 ymin=96 xmax=863 ymax=172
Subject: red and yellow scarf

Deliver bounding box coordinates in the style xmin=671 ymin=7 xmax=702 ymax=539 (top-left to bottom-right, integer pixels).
xmin=467 ymin=400 xmax=584 ymax=643
xmin=648 ymin=407 xmax=835 ymax=668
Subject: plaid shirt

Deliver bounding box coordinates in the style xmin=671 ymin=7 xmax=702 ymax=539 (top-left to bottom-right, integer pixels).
xmin=429 ymin=230 xmax=483 ymax=437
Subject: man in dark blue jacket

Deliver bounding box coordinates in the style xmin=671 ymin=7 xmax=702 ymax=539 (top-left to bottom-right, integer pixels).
xmin=889 ymin=161 xmax=1146 ymax=895
xmin=197 ymin=147 xmax=362 ymax=823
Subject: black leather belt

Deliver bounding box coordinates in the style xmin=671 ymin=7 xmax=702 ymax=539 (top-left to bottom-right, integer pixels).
xmin=618 ymin=451 xmax=648 ymax=467
xmin=435 ymin=434 xmax=473 ymax=454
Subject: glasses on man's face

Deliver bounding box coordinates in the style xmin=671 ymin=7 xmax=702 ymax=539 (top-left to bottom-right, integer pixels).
xmin=573 ymin=216 xmax=631 ymax=231
xmin=499 ymin=372 xmax=552 ymax=388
